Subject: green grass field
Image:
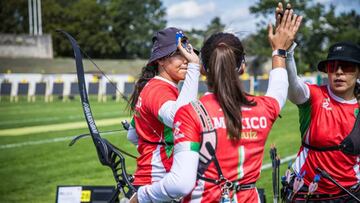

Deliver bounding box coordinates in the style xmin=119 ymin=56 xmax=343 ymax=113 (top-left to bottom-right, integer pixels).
xmin=0 ymin=97 xmax=302 ymax=202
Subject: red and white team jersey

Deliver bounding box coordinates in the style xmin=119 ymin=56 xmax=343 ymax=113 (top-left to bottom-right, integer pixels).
xmin=293 ymin=84 xmax=360 ymax=194
xmin=173 ymin=93 xmax=280 ymax=203
xmin=133 ymin=76 xmax=178 ymax=186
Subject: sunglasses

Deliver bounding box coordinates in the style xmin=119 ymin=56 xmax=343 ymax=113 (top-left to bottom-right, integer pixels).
xmin=326 ymin=61 xmax=357 ymax=73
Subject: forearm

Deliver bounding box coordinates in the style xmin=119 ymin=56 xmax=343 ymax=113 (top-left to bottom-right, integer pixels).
xmin=137 ymin=150 xmax=199 ymax=202
xmin=177 ymin=63 xmax=200 ymax=108
xmin=158 ymin=63 xmax=200 ymax=127
xmin=286 ymin=46 xmax=309 ymax=104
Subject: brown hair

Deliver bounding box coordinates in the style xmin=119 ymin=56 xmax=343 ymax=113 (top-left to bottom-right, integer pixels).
xmin=128 ymin=66 xmax=158 ymax=111
xmin=201 ymin=32 xmax=256 ymax=139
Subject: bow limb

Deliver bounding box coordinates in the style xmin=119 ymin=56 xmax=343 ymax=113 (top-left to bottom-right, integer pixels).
xmin=57 ymin=30 xmax=136 ymax=199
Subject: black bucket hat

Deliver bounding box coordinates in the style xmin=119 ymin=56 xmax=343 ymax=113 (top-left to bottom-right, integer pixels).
xmin=147 ymin=27 xmax=187 ymax=66
xmin=318 ymin=41 xmax=360 ymax=72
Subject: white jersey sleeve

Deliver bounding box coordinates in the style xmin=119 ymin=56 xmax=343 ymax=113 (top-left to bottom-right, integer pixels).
xmin=137 ymin=150 xmax=199 ymax=202
xmin=286 ymin=43 xmax=310 ymax=105
xmin=265 ymin=68 xmax=289 ymax=110
xmin=158 ymin=63 xmax=200 ymax=127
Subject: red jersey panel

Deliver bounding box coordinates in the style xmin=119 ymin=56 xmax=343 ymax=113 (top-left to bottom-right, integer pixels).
xmin=293 ymin=84 xmax=360 ymax=194
xmin=173 ymin=93 xmax=280 ymax=203
xmin=133 ymin=77 xmax=179 ymax=186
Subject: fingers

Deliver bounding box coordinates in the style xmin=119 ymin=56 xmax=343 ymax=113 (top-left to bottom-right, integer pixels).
xmin=285 ymin=9 xmax=293 ymax=30
xmin=292 ymin=15 xmax=303 ymax=33
xmin=177 ymin=41 xmax=200 ymax=64
xmin=275 ymin=2 xmax=283 ymax=17
xmin=286 ymin=3 xmax=292 ymax=10
xmin=275 ymin=2 xmax=283 ymax=28
xmin=291 ymin=13 xmax=298 ymax=28
xmin=177 ymin=38 xmax=189 ymax=56
xmin=268 ymin=22 xmax=274 ymax=39
xmin=280 ymin=9 xmax=289 ymax=28
xmin=177 ymin=37 xmax=183 ymax=51
xmin=267 ymin=22 xmax=275 ymax=50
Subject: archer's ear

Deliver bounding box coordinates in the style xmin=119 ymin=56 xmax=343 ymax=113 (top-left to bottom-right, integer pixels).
xmin=157 ymin=58 xmax=166 ymax=67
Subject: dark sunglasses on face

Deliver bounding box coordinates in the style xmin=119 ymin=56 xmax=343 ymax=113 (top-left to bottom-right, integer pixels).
xmin=326 ymin=60 xmax=357 ymax=73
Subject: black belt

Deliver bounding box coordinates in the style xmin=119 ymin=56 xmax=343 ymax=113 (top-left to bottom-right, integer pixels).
xmin=232 ymin=182 xmax=256 ymax=192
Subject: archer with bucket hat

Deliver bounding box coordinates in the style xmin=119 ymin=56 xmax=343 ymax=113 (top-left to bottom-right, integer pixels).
xmin=284 ymin=29 xmax=360 ymax=202
xmin=127 ymin=27 xmax=201 ymax=188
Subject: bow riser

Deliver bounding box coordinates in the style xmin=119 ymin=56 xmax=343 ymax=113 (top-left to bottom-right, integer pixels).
xmin=58 ymin=30 xmax=136 ymax=199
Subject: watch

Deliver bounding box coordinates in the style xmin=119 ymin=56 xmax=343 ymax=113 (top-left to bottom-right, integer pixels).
xmin=272 ymin=49 xmax=287 ymax=58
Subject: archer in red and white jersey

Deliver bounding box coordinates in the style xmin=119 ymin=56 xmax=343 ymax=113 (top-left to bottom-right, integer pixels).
xmin=293 ymin=84 xmax=359 ymax=194
xmin=173 ymin=93 xmax=280 ymax=202
xmin=127 ymin=27 xmax=201 ymax=186
xmin=286 ymin=41 xmax=360 ymax=198
xmin=132 ymin=76 xmax=179 ymax=185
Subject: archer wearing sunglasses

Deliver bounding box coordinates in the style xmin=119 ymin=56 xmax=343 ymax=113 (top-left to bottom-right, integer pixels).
xmin=286 ymin=41 xmax=360 ymax=201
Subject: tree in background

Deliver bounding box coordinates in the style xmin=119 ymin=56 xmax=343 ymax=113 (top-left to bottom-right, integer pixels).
xmin=0 ymin=1 xmax=28 ymax=33
xmin=1 ymin=0 xmax=166 ymax=59
xmin=109 ymin=0 xmax=166 ymax=59
xmin=186 ymin=17 xmax=226 ymax=50
xmin=42 ymin=0 xmax=120 ymax=58
xmin=246 ymin=0 xmax=360 ymax=73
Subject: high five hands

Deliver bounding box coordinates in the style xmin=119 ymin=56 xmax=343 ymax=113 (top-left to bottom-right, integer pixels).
xmin=268 ymin=2 xmax=303 ymax=51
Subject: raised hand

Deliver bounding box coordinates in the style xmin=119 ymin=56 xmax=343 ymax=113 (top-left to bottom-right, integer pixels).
xmin=268 ymin=8 xmax=303 ymax=51
xmin=275 ymin=2 xmax=292 ymax=29
xmin=177 ymin=38 xmax=200 ymax=64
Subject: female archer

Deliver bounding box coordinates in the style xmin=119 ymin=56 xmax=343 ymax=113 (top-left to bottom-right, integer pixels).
xmin=127 ymin=27 xmax=201 ymax=188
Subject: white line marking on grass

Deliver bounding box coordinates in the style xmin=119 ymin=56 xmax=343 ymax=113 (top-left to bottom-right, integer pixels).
xmin=0 ymin=117 xmax=129 ymax=136
xmin=0 ymin=132 xmax=124 ymax=149
xmin=0 ymin=112 xmax=122 ymax=126
xmin=0 ymin=133 xmax=297 ymax=171
xmin=0 ymin=136 xmax=73 ymax=149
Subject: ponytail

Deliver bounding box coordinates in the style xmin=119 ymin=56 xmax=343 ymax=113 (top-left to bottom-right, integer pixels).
xmin=128 ymin=66 xmax=158 ymax=111
xmin=206 ymin=42 xmax=256 ymax=140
